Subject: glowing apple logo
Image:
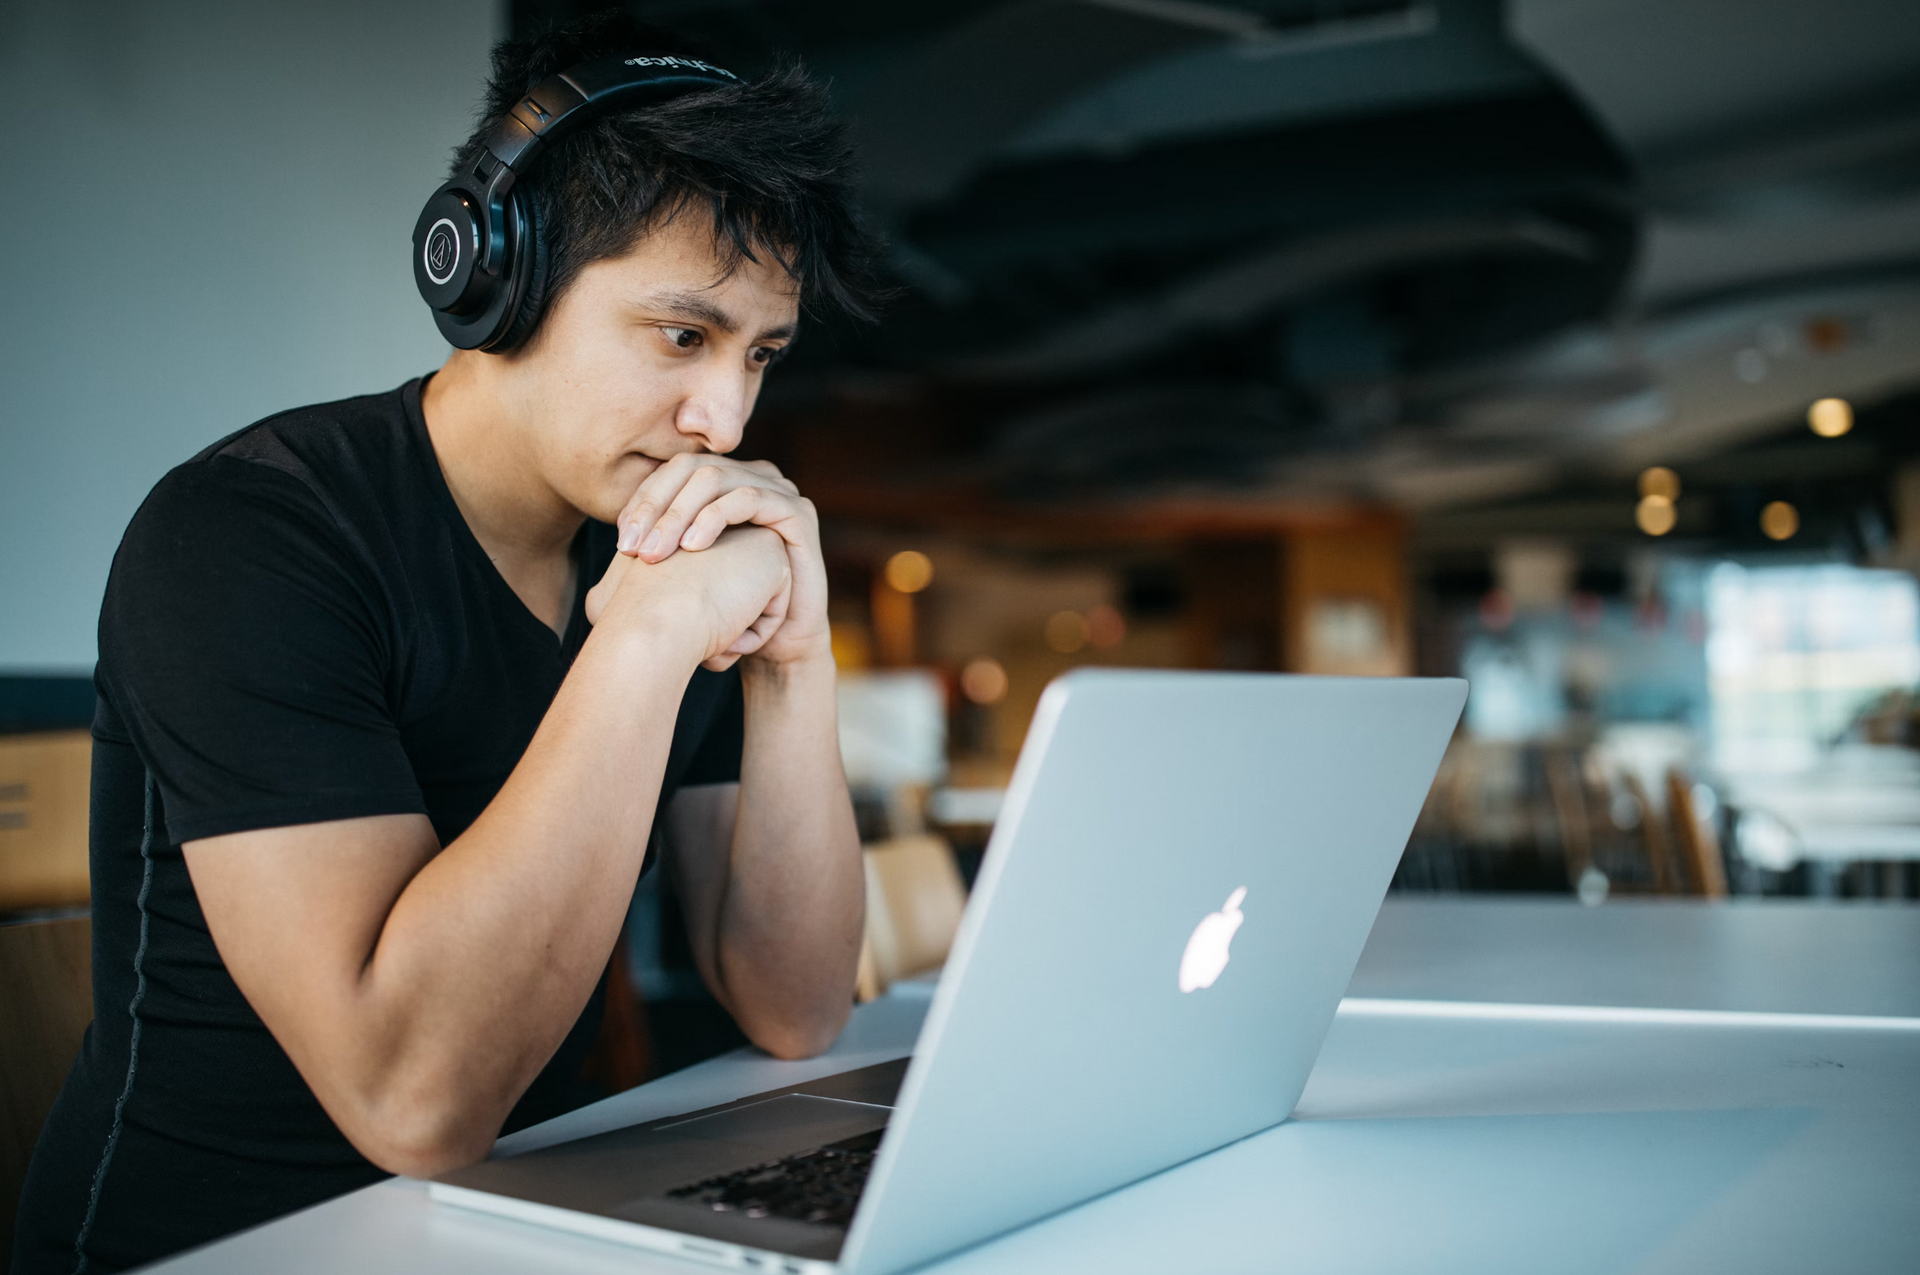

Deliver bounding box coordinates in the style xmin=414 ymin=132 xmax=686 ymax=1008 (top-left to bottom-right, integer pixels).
xmin=1179 ymin=887 xmax=1247 ymax=993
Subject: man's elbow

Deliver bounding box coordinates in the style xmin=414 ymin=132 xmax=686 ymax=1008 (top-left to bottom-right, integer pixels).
xmin=747 ymin=1002 xmax=851 ymax=1061
xmin=341 ymin=1096 xmax=499 ymax=1180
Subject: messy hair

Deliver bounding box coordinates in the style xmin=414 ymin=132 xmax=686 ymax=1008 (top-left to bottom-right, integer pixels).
xmin=452 ymin=12 xmax=888 ymax=342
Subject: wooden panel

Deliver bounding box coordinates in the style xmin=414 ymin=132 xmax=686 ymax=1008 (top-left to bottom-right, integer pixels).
xmin=0 ymin=730 xmax=93 ymax=912
xmin=1281 ymin=524 xmax=1411 ymax=676
xmin=0 ymin=913 xmax=93 ymax=1256
xmin=1181 ymin=539 xmax=1284 ymax=671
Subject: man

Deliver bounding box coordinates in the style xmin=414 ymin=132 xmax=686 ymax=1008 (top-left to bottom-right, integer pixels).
xmin=15 ymin=15 xmax=885 ymax=1273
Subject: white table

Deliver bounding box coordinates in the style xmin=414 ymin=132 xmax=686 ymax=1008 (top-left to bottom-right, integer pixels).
xmin=146 ymin=900 xmax=1920 ymax=1275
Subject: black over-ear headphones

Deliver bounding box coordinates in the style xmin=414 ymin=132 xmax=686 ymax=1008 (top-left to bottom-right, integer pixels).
xmin=413 ymin=54 xmax=739 ymax=352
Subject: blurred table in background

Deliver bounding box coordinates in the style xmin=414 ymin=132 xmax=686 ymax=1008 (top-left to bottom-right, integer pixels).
xmin=1353 ymin=897 xmax=1920 ymax=1018
xmin=1724 ymin=746 xmax=1920 ymax=896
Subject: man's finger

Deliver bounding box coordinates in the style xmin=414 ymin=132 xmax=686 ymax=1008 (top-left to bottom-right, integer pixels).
xmin=616 ymin=453 xmax=701 ymax=555
xmin=635 ymin=464 xmax=729 ymax=563
xmin=679 ymin=487 xmax=805 ymax=553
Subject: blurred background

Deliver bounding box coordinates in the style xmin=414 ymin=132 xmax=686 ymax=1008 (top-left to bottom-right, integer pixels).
xmin=6 ymin=0 xmax=1920 ymax=1091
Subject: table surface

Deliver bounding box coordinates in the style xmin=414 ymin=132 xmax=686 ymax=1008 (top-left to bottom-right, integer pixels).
xmin=147 ymin=899 xmax=1920 ymax=1275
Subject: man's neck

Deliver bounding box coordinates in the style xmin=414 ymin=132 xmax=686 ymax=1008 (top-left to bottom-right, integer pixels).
xmin=421 ymin=352 xmax=584 ymax=635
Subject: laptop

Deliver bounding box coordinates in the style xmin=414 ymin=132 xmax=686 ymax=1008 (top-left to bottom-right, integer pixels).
xmin=432 ymin=669 xmax=1467 ymax=1274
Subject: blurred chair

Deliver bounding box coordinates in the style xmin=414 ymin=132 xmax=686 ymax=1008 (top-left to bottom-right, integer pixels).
xmin=1 ymin=912 xmax=92 ymax=1256
xmin=855 ymin=835 xmax=967 ymax=1002
xmin=1619 ymin=772 xmax=1679 ymax=895
xmin=580 ymin=927 xmax=653 ymax=1094
xmin=1543 ymin=748 xmax=1593 ymax=887
xmin=1666 ymin=769 xmax=1730 ymax=899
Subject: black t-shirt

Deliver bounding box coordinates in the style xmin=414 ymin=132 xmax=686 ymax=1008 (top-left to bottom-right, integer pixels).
xmin=13 ymin=379 xmax=742 ymax=1275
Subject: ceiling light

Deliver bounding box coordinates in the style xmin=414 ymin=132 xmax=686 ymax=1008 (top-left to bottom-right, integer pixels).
xmin=1636 ymin=494 xmax=1676 ymax=536
xmin=1807 ymin=398 xmax=1852 ymax=438
xmin=1760 ymin=501 xmax=1799 ymax=541
xmin=1637 ymin=466 xmax=1680 ymax=500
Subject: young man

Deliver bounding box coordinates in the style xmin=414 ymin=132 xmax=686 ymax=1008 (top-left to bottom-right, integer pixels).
xmin=15 ymin=17 xmax=885 ymax=1274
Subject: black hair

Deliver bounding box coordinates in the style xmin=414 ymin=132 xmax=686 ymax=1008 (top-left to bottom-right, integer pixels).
xmin=452 ymin=11 xmax=888 ymax=342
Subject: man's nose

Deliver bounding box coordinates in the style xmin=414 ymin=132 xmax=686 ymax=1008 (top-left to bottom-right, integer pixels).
xmin=676 ymin=364 xmax=749 ymax=454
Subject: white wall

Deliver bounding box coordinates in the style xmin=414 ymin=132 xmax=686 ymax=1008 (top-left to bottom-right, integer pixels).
xmin=0 ymin=0 xmax=503 ymax=671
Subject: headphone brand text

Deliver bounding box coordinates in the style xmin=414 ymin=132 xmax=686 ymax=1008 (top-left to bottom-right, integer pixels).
xmin=623 ymin=56 xmax=738 ymax=80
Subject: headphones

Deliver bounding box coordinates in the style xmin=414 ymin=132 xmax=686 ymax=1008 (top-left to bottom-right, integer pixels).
xmin=412 ymin=54 xmax=739 ymax=352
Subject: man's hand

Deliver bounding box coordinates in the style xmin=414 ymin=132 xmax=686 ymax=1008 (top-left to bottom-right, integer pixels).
xmin=588 ymin=524 xmax=791 ymax=672
xmin=611 ymin=455 xmax=830 ymax=669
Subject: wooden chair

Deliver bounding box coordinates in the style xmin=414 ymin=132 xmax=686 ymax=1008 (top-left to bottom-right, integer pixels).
xmin=580 ymin=926 xmax=653 ymax=1093
xmin=855 ymin=835 xmax=967 ymax=1002
xmin=1666 ymin=769 xmax=1730 ymax=899
xmin=1 ymin=912 xmax=93 ymax=1256
xmin=1617 ymin=771 xmax=1680 ymax=895
xmin=1543 ymin=748 xmax=1593 ymax=888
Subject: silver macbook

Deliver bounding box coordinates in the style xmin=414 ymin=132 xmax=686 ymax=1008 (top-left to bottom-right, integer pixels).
xmin=432 ymin=669 xmax=1467 ymax=1274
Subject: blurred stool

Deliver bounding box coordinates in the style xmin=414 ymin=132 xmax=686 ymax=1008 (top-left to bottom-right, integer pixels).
xmin=855 ymin=835 xmax=967 ymax=1002
xmin=1 ymin=911 xmax=92 ymax=1256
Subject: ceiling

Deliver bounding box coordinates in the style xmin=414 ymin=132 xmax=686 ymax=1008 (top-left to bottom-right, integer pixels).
xmin=520 ymin=0 xmax=1920 ymax=549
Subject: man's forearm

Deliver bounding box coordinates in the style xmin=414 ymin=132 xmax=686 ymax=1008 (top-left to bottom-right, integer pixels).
xmin=714 ymin=652 xmax=864 ymax=1057
xmin=340 ymin=617 xmax=704 ymax=1167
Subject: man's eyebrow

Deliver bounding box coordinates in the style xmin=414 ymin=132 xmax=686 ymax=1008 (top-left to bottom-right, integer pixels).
xmin=639 ymin=290 xmax=797 ymax=343
xmin=642 ymin=291 xmax=739 ymax=333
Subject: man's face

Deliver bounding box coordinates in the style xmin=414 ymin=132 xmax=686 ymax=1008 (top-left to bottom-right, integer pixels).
xmin=504 ymin=213 xmax=800 ymax=524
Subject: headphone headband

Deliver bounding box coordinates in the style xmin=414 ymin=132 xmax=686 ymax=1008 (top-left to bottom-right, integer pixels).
xmin=414 ymin=54 xmax=740 ymax=351
xmin=481 ymin=56 xmax=739 ymax=178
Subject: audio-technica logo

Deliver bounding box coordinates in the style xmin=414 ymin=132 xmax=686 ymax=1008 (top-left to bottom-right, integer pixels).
xmin=423 ymin=218 xmax=460 ymax=286
xmin=623 ymin=55 xmax=738 ymax=79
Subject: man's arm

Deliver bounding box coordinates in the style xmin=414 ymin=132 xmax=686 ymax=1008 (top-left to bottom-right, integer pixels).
xmin=664 ymin=653 xmax=864 ymax=1059
xmin=183 ymin=527 xmax=792 ymax=1179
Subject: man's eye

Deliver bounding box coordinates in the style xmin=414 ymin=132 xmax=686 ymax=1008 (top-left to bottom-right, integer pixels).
xmin=750 ymin=345 xmax=787 ymax=367
xmin=663 ymin=327 xmax=701 ymax=349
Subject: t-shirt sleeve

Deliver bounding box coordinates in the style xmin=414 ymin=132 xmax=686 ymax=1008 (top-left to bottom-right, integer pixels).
xmin=98 ymin=455 xmax=425 ymax=843
xmin=676 ymin=666 xmax=744 ymax=788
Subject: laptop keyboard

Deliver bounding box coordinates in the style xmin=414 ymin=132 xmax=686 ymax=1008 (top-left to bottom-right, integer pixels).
xmin=665 ymin=1128 xmax=883 ymax=1228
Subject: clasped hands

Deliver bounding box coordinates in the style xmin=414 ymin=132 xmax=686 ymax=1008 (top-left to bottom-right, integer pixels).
xmin=584 ymin=454 xmax=828 ymax=673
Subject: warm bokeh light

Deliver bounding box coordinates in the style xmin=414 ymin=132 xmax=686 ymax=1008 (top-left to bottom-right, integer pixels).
xmin=1636 ymin=494 xmax=1676 ymax=536
xmin=1637 ymin=466 xmax=1681 ymax=500
xmin=1760 ymin=501 xmax=1800 ymax=541
xmin=959 ymin=657 xmax=1009 ymax=705
xmin=1807 ymin=397 xmax=1852 ymax=438
xmin=1044 ymin=610 xmax=1089 ymax=653
xmin=884 ymin=549 xmax=934 ymax=593
xmin=1086 ymin=603 xmax=1126 ymax=649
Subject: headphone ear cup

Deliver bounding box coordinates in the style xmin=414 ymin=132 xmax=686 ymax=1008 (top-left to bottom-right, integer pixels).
xmin=490 ymin=189 xmax=551 ymax=353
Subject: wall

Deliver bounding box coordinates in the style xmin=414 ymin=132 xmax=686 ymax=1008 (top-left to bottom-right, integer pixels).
xmin=0 ymin=0 xmax=503 ymax=671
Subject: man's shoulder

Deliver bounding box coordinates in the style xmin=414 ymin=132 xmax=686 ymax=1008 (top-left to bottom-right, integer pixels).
xmin=121 ymin=380 xmax=429 ymax=576
xmin=141 ymin=381 xmax=424 ymax=527
xmin=195 ymin=379 xmax=421 ymax=490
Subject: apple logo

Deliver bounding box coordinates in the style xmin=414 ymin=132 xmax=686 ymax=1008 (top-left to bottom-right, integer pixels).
xmin=1179 ymin=887 xmax=1247 ymax=993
